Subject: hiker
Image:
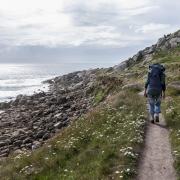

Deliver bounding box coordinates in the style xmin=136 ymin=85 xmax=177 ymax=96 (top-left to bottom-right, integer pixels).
xmin=144 ymin=63 xmax=166 ymax=123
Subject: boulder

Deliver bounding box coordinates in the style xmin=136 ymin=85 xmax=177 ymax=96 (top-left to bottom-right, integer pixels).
xmin=32 ymin=141 xmax=41 ymax=150
xmin=157 ymin=37 xmax=166 ymax=47
xmin=56 ymin=96 xmax=67 ymax=104
xmin=13 ymin=140 xmax=22 ymax=147
xmin=12 ymin=129 xmax=26 ymax=138
xmin=42 ymin=133 xmax=50 ymax=140
xmin=54 ymin=113 xmax=63 ymax=118
xmin=13 ymin=149 xmax=24 ymax=155
xmin=132 ymin=51 xmax=143 ymax=62
xmin=169 ymin=37 xmax=180 ymax=48
xmin=1 ymin=148 xmax=10 ymax=154
xmin=0 ymin=141 xmax=7 ymax=147
xmin=113 ymin=61 xmax=127 ymax=71
xmin=35 ymin=130 xmax=45 ymax=139
xmin=23 ymin=138 xmax=33 ymax=144
xmin=54 ymin=122 xmax=64 ymax=129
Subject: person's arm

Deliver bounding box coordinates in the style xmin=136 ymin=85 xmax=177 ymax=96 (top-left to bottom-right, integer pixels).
xmin=144 ymin=73 xmax=149 ymax=97
xmin=161 ymin=72 xmax=166 ymax=99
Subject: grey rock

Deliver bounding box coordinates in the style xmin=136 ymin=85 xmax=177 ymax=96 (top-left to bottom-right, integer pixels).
xmin=56 ymin=96 xmax=67 ymax=104
xmin=132 ymin=51 xmax=143 ymax=62
xmin=169 ymin=37 xmax=180 ymax=48
xmin=12 ymin=129 xmax=26 ymax=138
xmin=25 ymin=143 xmax=32 ymax=149
xmin=36 ymin=130 xmax=45 ymax=139
xmin=13 ymin=140 xmax=22 ymax=147
xmin=62 ymin=114 xmax=68 ymax=121
xmin=42 ymin=133 xmax=50 ymax=140
xmin=63 ymin=103 xmax=71 ymax=110
xmin=157 ymin=37 xmax=166 ymax=47
xmin=32 ymin=141 xmax=41 ymax=150
xmin=13 ymin=149 xmax=23 ymax=155
xmin=70 ymin=104 xmax=76 ymax=111
xmin=1 ymin=148 xmax=10 ymax=154
xmin=54 ymin=122 xmax=64 ymax=129
xmin=113 ymin=61 xmax=127 ymax=71
xmin=54 ymin=113 xmax=63 ymax=118
xmin=0 ymin=153 xmax=8 ymax=157
xmin=0 ymin=135 xmax=11 ymax=141
xmin=23 ymin=138 xmax=33 ymax=144
xmin=0 ymin=141 xmax=6 ymax=147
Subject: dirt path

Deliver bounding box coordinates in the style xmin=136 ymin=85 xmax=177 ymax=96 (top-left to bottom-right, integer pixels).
xmin=137 ymin=114 xmax=177 ymax=180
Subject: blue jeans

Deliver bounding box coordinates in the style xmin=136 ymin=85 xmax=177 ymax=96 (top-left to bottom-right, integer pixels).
xmin=148 ymin=95 xmax=161 ymax=118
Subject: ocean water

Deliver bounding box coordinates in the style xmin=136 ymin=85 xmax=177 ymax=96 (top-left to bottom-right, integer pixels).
xmin=0 ymin=63 xmax=113 ymax=102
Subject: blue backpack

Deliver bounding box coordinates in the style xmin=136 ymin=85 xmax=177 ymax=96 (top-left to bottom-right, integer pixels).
xmin=147 ymin=63 xmax=165 ymax=97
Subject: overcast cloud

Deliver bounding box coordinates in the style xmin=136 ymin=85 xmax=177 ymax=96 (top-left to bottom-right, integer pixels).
xmin=0 ymin=0 xmax=179 ymax=64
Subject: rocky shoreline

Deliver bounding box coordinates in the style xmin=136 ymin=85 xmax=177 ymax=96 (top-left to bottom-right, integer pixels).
xmin=0 ymin=69 xmax=99 ymax=157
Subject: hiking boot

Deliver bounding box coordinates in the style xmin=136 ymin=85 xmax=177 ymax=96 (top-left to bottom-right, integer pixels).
xmin=154 ymin=114 xmax=159 ymax=122
xmin=151 ymin=119 xmax=155 ymax=124
xmin=150 ymin=113 xmax=154 ymax=123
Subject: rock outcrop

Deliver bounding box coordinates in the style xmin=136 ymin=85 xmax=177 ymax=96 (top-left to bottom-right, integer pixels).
xmin=114 ymin=29 xmax=180 ymax=71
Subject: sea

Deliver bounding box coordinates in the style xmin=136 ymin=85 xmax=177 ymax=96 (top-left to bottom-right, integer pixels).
xmin=0 ymin=63 xmax=113 ymax=102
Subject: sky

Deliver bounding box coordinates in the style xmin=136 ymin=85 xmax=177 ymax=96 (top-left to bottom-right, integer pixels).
xmin=0 ymin=0 xmax=179 ymax=65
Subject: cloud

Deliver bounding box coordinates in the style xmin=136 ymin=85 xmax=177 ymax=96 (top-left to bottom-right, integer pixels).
xmin=135 ymin=23 xmax=170 ymax=33
xmin=0 ymin=0 xmax=162 ymax=48
xmin=0 ymin=0 xmax=179 ymax=63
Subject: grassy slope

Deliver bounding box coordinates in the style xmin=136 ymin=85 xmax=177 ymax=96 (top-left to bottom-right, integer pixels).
xmin=0 ymin=89 xmax=147 ymax=179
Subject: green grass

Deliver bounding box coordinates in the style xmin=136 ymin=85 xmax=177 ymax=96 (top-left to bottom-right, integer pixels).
xmin=92 ymin=75 xmax=123 ymax=104
xmin=0 ymin=91 xmax=147 ymax=180
xmin=167 ymin=86 xmax=180 ymax=96
xmin=163 ymin=95 xmax=180 ymax=179
xmin=153 ymin=46 xmax=180 ymax=63
xmin=94 ymin=89 xmax=105 ymax=103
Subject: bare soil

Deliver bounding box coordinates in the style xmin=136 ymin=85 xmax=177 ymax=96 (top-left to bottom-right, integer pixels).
xmin=137 ymin=114 xmax=177 ymax=180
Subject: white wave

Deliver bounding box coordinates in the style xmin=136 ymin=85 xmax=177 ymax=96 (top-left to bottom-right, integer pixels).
xmin=0 ymin=77 xmax=51 ymax=87
xmin=0 ymin=83 xmax=49 ymax=102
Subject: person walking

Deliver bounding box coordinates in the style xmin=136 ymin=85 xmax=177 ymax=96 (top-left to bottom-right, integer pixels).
xmin=144 ymin=63 xmax=166 ymax=123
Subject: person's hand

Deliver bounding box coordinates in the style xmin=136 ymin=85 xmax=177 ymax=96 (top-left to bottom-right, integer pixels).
xmin=144 ymin=91 xmax=147 ymax=98
xmin=162 ymin=92 xmax=165 ymax=99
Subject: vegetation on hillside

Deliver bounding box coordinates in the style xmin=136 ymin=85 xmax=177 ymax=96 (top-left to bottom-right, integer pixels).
xmin=0 ymin=91 xmax=146 ymax=180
